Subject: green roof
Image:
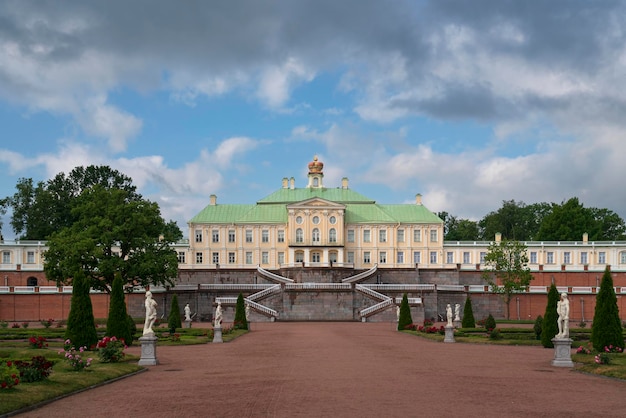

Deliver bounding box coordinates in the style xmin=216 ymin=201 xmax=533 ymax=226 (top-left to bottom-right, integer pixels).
xmin=378 ymin=204 xmax=443 ymax=224
xmin=189 ymin=204 xmax=255 ymax=224
xmin=258 ymin=187 xmax=374 ymax=204
xmin=189 ymin=188 xmax=442 ymax=225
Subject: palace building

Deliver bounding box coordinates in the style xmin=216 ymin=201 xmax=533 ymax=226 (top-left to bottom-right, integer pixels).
xmin=183 ymin=155 xmax=444 ymax=271
xmin=1 ymin=156 xmax=626 ymax=323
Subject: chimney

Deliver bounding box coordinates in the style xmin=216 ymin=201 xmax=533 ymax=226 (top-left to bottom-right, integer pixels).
xmin=290 ymin=177 xmax=295 ymax=189
xmin=415 ymin=193 xmax=422 ymax=205
xmin=495 ymin=232 xmax=502 ymax=242
xmin=209 ymin=194 xmax=217 ymax=205
xmin=282 ymin=177 xmax=289 ymax=188
xmin=341 ymin=177 xmax=349 ymax=189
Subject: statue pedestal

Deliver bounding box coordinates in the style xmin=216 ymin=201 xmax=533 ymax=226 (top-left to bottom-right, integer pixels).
xmin=551 ymin=338 xmax=574 ymax=367
xmin=138 ymin=334 xmax=158 ymax=366
xmin=213 ymin=326 xmax=223 ymax=343
xmin=184 ymin=320 xmax=191 ymax=329
xmin=444 ymin=325 xmax=455 ymax=343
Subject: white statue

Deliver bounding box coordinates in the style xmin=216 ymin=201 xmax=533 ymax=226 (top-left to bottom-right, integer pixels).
xmin=184 ymin=303 xmax=191 ymax=322
xmin=396 ymin=305 xmax=400 ymax=321
xmin=245 ymin=303 xmax=250 ymax=321
xmin=454 ymin=304 xmax=460 ymax=322
xmin=143 ymin=291 xmax=158 ymax=335
xmin=556 ymin=292 xmax=570 ymax=339
xmin=446 ymin=304 xmax=453 ymax=326
xmin=214 ymin=301 xmax=223 ymax=327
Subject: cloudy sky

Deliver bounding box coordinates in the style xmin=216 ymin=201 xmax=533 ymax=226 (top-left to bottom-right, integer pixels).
xmin=1 ymin=0 xmax=626 ymax=239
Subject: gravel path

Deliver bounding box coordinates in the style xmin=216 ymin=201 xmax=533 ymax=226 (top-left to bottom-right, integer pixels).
xmin=17 ymin=322 xmax=626 ymax=418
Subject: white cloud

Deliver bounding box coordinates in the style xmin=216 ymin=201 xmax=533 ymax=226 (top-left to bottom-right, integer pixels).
xmin=257 ymin=57 xmax=316 ymax=108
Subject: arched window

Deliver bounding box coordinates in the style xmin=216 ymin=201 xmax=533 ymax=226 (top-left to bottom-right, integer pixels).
xmin=311 ymin=252 xmax=321 ymax=263
xmin=312 ymin=228 xmax=320 ymax=242
xmin=329 ymin=228 xmax=337 ymax=243
xmin=27 ymin=277 xmax=38 ymax=287
xmin=296 ymin=228 xmax=304 ymax=243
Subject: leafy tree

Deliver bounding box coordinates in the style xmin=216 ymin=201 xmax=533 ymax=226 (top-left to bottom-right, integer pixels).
xmin=461 ymin=296 xmax=476 ymax=328
xmin=168 ymin=294 xmax=182 ymax=332
xmin=438 ymin=211 xmax=480 ymax=241
xmin=43 ymin=183 xmax=180 ymax=292
xmin=65 ymin=270 xmax=98 ymax=350
xmin=0 ymin=197 xmax=8 ymax=237
xmin=106 ymin=274 xmax=132 ymax=346
xmin=234 ymin=293 xmax=248 ymax=330
xmin=536 ymin=197 xmax=626 ymax=241
xmin=591 ymin=267 xmax=624 ymax=351
xmin=4 ymin=166 xmax=140 ymax=240
xmin=533 ymin=315 xmax=543 ymax=340
xmin=479 ymin=200 xmax=549 ymax=241
xmin=541 ymin=284 xmax=559 ymax=348
xmin=482 ymin=239 xmax=533 ymax=319
xmin=397 ymin=293 xmax=413 ymax=330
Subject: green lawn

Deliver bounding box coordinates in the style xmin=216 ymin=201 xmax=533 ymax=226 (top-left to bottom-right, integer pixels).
xmin=0 ymin=326 xmax=249 ymax=415
xmin=403 ymin=325 xmax=626 ymax=380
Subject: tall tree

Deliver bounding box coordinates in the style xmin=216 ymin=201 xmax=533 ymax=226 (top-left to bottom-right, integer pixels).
xmin=461 ymin=296 xmax=476 ymax=328
xmin=591 ymin=267 xmax=624 ymax=351
xmin=168 ymin=294 xmax=182 ymax=332
xmin=44 ymin=184 xmax=180 ymax=292
xmin=535 ymin=197 xmax=626 ymax=241
xmin=65 ymin=270 xmax=98 ymax=350
xmin=397 ymin=293 xmax=413 ymax=330
xmin=482 ymin=239 xmax=533 ymax=319
xmin=4 ymin=166 xmax=140 ymax=240
xmin=438 ymin=211 xmax=480 ymax=241
xmin=541 ymin=284 xmax=559 ymax=348
xmin=234 ymin=293 xmax=248 ymax=330
xmin=106 ymin=274 xmax=133 ymax=346
xmin=479 ymin=200 xmax=550 ymax=241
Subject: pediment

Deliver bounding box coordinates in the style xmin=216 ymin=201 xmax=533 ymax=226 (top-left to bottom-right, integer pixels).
xmin=287 ymin=197 xmax=346 ymax=210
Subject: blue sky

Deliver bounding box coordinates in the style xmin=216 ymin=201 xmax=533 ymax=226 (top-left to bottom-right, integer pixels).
xmin=2 ymin=0 xmax=626 ymax=239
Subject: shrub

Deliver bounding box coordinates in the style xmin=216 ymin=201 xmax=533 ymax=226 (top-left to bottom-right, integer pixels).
xmin=533 ymin=315 xmax=543 ymax=340
xmin=168 ymin=294 xmax=182 ymax=332
xmin=59 ymin=339 xmax=92 ymax=371
xmin=591 ymin=267 xmax=624 ymax=352
xmin=28 ymin=336 xmax=48 ymax=349
xmin=96 ymin=336 xmax=126 ymax=363
xmin=595 ymin=353 xmax=610 ymax=365
xmin=541 ymin=284 xmax=559 ymax=348
xmin=461 ymin=296 xmax=476 ymax=328
xmin=233 ymin=293 xmax=248 ymax=330
xmin=106 ymin=275 xmax=133 ymax=347
xmin=65 ymin=271 xmax=98 ymax=350
xmin=0 ymin=360 xmax=20 ymax=389
xmin=40 ymin=318 xmax=54 ymax=328
xmin=21 ymin=322 xmax=29 ymax=329
xmin=11 ymin=323 xmax=19 ymax=328
xmin=397 ymin=293 xmax=413 ymax=331
xmin=576 ymin=343 xmax=592 ymax=354
xmin=484 ymin=314 xmax=496 ymax=331
xmin=14 ymin=356 xmax=54 ymax=383
xmin=489 ymin=328 xmax=502 ymax=340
